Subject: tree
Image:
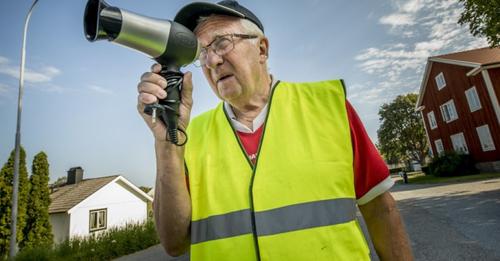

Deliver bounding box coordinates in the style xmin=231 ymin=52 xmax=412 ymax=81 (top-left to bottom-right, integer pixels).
xmin=377 ymin=94 xmax=428 ymax=167
xmin=49 ymin=176 xmax=66 ymax=189
xmin=139 ymin=186 xmax=152 ymax=194
xmin=0 ymin=148 xmax=29 ymax=257
xmin=458 ymin=0 xmax=500 ymax=47
xmin=20 ymin=152 xmax=53 ymax=249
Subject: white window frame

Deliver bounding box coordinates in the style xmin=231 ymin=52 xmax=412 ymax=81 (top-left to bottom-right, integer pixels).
xmin=440 ymin=100 xmax=458 ymax=123
xmin=450 ymin=132 xmax=469 ymax=154
xmin=435 ymin=72 xmax=446 ymax=90
xmin=89 ymin=208 xmax=107 ymax=232
xmin=434 ymin=139 xmax=444 ymax=156
xmin=476 ymin=125 xmax=496 ymax=152
xmin=465 ymin=86 xmax=482 ymax=112
xmin=427 ymin=111 xmax=437 ymax=129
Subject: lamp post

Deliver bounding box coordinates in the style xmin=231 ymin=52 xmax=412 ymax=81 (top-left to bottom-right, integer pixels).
xmin=9 ymin=0 xmax=39 ymax=258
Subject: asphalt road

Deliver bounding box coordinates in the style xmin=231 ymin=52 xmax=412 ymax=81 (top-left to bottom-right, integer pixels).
xmin=392 ymin=178 xmax=500 ymax=261
xmin=116 ymin=177 xmax=500 ymax=261
xmin=115 ymin=244 xmax=187 ymax=261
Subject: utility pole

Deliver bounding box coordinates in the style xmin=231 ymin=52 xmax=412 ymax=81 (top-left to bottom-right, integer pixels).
xmin=9 ymin=0 xmax=39 ymax=258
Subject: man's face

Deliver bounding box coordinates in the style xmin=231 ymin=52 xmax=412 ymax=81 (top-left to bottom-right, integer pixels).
xmin=195 ymin=16 xmax=264 ymax=104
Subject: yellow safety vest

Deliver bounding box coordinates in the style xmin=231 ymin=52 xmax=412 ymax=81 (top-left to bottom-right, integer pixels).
xmin=185 ymin=80 xmax=370 ymax=260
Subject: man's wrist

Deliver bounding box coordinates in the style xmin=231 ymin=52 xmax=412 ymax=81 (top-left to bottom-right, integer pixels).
xmin=155 ymin=138 xmax=185 ymax=156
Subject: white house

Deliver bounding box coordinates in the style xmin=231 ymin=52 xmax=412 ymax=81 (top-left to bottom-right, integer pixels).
xmin=49 ymin=167 xmax=153 ymax=243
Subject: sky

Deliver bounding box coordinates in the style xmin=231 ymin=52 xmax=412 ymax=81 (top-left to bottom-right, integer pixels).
xmin=0 ymin=0 xmax=487 ymax=187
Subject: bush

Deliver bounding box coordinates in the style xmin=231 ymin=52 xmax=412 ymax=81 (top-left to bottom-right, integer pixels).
xmin=14 ymin=244 xmax=54 ymax=261
xmin=15 ymin=220 xmax=159 ymax=261
xmin=428 ymin=152 xmax=478 ymax=177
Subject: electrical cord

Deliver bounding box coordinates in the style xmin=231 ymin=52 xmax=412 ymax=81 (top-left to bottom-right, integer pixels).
xmin=144 ymin=70 xmax=188 ymax=146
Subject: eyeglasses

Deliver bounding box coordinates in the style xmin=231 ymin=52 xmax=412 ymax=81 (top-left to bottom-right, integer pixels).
xmin=194 ymin=33 xmax=258 ymax=67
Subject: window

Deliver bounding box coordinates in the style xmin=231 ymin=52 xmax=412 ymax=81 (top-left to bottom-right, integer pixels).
xmin=440 ymin=100 xmax=458 ymax=123
xmin=434 ymin=139 xmax=444 ymax=155
xmin=435 ymin=72 xmax=446 ymax=90
xmin=465 ymin=86 xmax=482 ymax=112
xmin=89 ymin=209 xmax=107 ymax=232
xmin=476 ymin=125 xmax=496 ymax=151
xmin=450 ymin=132 xmax=469 ymax=154
xmin=427 ymin=111 xmax=437 ymax=129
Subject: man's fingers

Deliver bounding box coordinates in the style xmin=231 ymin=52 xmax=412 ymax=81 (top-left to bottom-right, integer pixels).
xmin=140 ymin=72 xmax=168 ymax=87
xmin=139 ymin=92 xmax=159 ymax=104
xmin=138 ymin=81 xmax=167 ymax=98
xmin=151 ymin=63 xmax=162 ymax=73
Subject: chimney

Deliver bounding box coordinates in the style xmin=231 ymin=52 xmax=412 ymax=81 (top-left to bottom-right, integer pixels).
xmin=67 ymin=167 xmax=84 ymax=185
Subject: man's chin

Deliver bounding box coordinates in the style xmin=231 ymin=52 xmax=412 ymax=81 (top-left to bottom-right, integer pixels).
xmin=219 ymin=90 xmax=242 ymax=103
xmin=217 ymin=85 xmax=240 ymax=100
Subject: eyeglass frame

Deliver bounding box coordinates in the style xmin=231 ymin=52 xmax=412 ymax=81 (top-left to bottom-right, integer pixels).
xmin=194 ymin=33 xmax=259 ymax=67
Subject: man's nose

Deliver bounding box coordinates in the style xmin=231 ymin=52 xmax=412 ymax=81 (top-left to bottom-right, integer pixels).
xmin=205 ymin=50 xmax=224 ymax=69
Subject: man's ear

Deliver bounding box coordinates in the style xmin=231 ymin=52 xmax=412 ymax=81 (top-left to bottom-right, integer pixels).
xmin=258 ymin=37 xmax=269 ymax=63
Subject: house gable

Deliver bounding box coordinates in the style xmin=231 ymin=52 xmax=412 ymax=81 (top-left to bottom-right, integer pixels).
xmin=67 ymin=177 xmax=152 ymax=238
xmin=67 ymin=176 xmax=152 ymax=214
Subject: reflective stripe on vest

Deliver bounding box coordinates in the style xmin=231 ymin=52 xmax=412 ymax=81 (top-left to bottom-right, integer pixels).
xmin=192 ymin=198 xmax=356 ymax=244
xmin=185 ymin=80 xmax=370 ymax=261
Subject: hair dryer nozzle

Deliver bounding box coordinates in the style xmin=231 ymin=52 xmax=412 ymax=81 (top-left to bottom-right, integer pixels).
xmin=84 ymin=0 xmax=199 ymax=66
xmin=84 ymin=0 xmax=114 ymax=41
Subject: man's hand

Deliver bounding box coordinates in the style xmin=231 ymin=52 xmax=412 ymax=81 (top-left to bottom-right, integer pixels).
xmin=137 ymin=63 xmax=194 ymax=142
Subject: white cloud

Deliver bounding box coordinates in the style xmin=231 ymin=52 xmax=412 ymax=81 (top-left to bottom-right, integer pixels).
xmin=34 ymin=83 xmax=64 ymax=93
xmin=415 ymin=39 xmax=446 ymax=52
xmin=0 ymin=83 xmax=8 ymax=95
xmin=402 ymin=0 xmax=424 ymax=13
xmin=0 ymin=56 xmax=8 ymax=64
xmin=41 ymin=66 xmax=61 ymax=76
xmin=391 ymin=43 xmax=407 ymax=49
xmin=355 ymin=46 xmax=429 ymax=78
xmin=379 ymin=13 xmax=415 ymax=26
xmin=0 ymin=56 xmax=61 ymax=84
xmin=88 ymin=85 xmax=113 ymax=94
xmin=24 ymin=66 xmax=61 ymax=83
xmin=379 ymin=0 xmax=425 ymax=28
xmin=348 ymin=86 xmax=388 ymax=104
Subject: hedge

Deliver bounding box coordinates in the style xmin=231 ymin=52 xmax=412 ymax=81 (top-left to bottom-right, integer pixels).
xmin=14 ymin=220 xmax=159 ymax=261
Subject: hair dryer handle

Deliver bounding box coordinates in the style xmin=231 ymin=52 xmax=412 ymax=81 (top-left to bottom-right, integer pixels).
xmin=143 ymin=67 xmax=186 ymax=145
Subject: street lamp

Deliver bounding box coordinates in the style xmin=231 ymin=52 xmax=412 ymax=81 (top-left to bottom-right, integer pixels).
xmin=9 ymin=0 xmax=39 ymax=258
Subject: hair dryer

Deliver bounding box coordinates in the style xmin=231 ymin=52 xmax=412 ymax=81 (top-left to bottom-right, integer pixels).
xmin=83 ymin=0 xmax=199 ymax=145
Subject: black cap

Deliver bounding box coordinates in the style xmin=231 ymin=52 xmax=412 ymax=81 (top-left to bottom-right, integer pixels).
xmin=174 ymin=0 xmax=264 ymax=33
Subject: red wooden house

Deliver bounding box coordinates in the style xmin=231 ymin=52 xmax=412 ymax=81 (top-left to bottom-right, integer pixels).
xmin=416 ymin=47 xmax=500 ymax=172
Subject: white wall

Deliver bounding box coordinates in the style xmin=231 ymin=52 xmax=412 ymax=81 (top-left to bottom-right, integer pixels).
xmin=49 ymin=212 xmax=70 ymax=244
xmin=68 ymin=179 xmax=148 ymax=238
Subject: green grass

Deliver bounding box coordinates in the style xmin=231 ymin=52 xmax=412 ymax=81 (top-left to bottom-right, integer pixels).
xmin=395 ymin=172 xmax=500 ymax=184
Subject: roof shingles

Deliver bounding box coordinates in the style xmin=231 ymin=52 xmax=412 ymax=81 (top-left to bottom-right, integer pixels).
xmin=433 ymin=47 xmax=500 ymax=66
xmin=49 ymin=175 xmax=118 ymax=213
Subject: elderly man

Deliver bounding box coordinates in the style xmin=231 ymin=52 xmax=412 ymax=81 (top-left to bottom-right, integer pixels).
xmin=137 ymin=1 xmax=413 ymax=260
